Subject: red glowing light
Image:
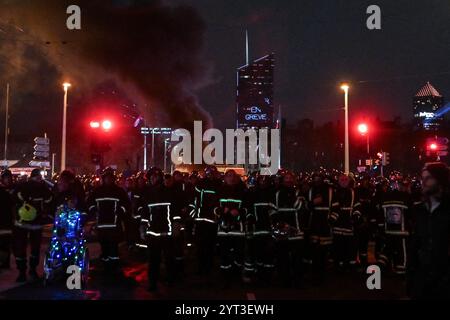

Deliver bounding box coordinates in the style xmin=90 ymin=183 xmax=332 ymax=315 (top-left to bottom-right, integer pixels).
xmin=90 ymin=121 xmax=100 ymax=128
xmin=358 ymin=123 xmax=368 ymax=134
xmin=102 ymin=120 xmax=112 ymax=130
xmin=430 ymin=143 xmax=438 ymax=150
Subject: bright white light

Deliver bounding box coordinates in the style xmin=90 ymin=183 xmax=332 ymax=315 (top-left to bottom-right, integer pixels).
xmin=358 ymin=123 xmax=368 ymax=134
xmin=90 ymin=121 xmax=100 ymax=128
xmin=63 ymin=82 xmax=71 ymax=90
xmin=102 ymin=120 xmax=112 ymax=130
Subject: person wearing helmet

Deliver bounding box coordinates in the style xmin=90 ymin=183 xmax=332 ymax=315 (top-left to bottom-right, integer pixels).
xmin=13 ymin=168 xmax=53 ymax=282
xmin=271 ymin=171 xmax=307 ymax=287
xmin=375 ymin=173 xmax=412 ymax=275
xmin=128 ymin=172 xmax=147 ymax=250
xmin=308 ymin=172 xmax=335 ymax=283
xmin=87 ymin=167 xmax=131 ymax=275
xmin=245 ymin=174 xmax=276 ymax=284
xmin=214 ymin=170 xmax=248 ymax=287
xmin=170 ymin=170 xmax=190 ymax=282
xmin=138 ymin=167 xmax=176 ymax=291
xmin=329 ymin=174 xmax=358 ymax=272
xmin=191 ymin=166 xmax=221 ymax=278
xmin=353 ymin=175 xmax=377 ymax=269
xmin=1 ymin=169 xmax=14 ymax=193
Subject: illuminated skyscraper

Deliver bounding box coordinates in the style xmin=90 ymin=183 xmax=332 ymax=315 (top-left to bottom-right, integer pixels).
xmin=413 ymin=82 xmax=444 ymax=131
xmin=236 ymin=53 xmax=275 ymax=129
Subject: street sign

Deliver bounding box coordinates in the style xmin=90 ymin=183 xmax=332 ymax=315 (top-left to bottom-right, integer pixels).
xmin=365 ymin=159 xmax=373 ymax=166
xmin=33 ymin=151 xmax=50 ymax=158
xmin=141 ymin=127 xmax=172 ymax=135
xmin=34 ymin=144 xmax=50 ymax=152
xmin=29 ymin=160 xmax=50 ymax=167
xmin=34 ymin=137 xmax=50 ymax=145
xmin=33 ymin=136 xmax=50 ymax=166
xmin=0 ymin=160 xmax=19 ymax=167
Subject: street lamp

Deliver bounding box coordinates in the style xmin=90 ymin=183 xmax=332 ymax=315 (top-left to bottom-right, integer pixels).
xmin=357 ymin=123 xmax=370 ymax=155
xmin=340 ymin=83 xmax=350 ymax=174
xmin=61 ymin=82 xmax=71 ymax=172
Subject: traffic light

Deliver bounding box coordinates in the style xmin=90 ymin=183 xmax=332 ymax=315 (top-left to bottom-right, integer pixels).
xmin=426 ymin=137 xmax=449 ymax=158
xmin=382 ymin=152 xmax=390 ymax=166
xmin=357 ymin=123 xmax=368 ymax=135
xmin=373 ymin=152 xmax=380 ymax=164
xmin=89 ymin=119 xmax=113 ymax=166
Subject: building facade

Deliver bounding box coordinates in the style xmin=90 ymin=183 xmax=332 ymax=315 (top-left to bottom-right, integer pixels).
xmin=413 ymin=82 xmax=444 ymax=131
xmin=236 ymin=53 xmax=275 ymax=129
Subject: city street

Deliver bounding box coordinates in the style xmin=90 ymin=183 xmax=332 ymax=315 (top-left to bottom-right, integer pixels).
xmin=0 ymin=228 xmax=407 ymax=300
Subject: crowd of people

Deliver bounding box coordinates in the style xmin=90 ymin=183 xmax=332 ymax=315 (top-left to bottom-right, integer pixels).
xmin=0 ymin=163 xmax=449 ymax=298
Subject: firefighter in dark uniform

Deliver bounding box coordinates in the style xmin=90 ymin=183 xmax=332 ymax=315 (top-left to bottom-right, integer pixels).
xmin=192 ymin=166 xmax=221 ymax=276
xmin=375 ymin=177 xmax=412 ymax=274
xmin=272 ymin=171 xmax=306 ymax=287
xmin=215 ymin=169 xmax=247 ymax=285
xmin=129 ymin=172 xmax=147 ymax=250
xmin=170 ymin=170 xmax=189 ymax=280
xmin=0 ymin=170 xmax=14 ymax=270
xmin=87 ymin=168 xmax=131 ymax=274
xmin=353 ymin=175 xmax=376 ymax=268
xmin=329 ymin=174 xmax=357 ymax=271
xmin=245 ymin=175 xmax=276 ymax=282
xmin=308 ymin=173 xmax=334 ymax=283
xmin=139 ymin=167 xmax=175 ymax=291
xmin=13 ymin=169 xmax=52 ymax=282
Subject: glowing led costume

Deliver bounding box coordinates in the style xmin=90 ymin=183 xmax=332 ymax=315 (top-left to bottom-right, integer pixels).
xmin=43 ymin=204 xmax=89 ymax=287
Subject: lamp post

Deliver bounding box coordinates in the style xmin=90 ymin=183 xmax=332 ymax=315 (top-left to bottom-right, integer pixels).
xmin=341 ymin=84 xmax=350 ymax=174
xmin=61 ymin=82 xmax=71 ymax=172
xmin=3 ymin=83 xmax=10 ymax=166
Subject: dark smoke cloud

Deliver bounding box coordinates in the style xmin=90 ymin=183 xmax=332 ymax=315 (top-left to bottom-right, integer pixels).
xmin=0 ymin=0 xmax=212 ymax=129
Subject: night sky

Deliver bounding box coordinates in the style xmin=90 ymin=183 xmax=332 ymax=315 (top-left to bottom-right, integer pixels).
xmin=169 ymin=0 xmax=450 ymax=128
xmin=1 ymin=0 xmax=450 ymax=160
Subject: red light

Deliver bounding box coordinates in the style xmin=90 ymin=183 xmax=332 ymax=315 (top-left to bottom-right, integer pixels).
xmin=377 ymin=152 xmax=383 ymax=158
xmin=102 ymin=120 xmax=112 ymax=130
xmin=90 ymin=121 xmax=100 ymax=128
xmin=430 ymin=143 xmax=438 ymax=150
xmin=358 ymin=123 xmax=368 ymax=134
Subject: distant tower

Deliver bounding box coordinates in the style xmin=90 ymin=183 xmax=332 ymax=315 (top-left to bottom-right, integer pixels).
xmin=413 ymin=81 xmax=444 ymax=131
xmin=236 ymin=53 xmax=275 ymax=129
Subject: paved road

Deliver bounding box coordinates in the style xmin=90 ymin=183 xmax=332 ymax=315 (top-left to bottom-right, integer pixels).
xmin=0 ymin=233 xmax=407 ymax=300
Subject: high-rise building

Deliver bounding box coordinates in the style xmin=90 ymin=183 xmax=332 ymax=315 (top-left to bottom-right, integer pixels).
xmin=236 ymin=53 xmax=275 ymax=129
xmin=413 ymin=82 xmax=444 ymax=131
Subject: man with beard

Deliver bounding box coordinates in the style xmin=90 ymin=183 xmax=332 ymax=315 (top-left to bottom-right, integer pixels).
xmin=407 ymin=163 xmax=450 ymax=299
